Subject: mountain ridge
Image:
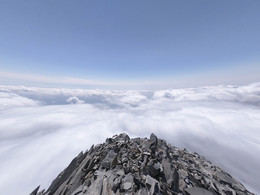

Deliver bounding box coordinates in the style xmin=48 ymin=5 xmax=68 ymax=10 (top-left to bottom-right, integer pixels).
xmin=31 ymin=133 xmax=254 ymax=195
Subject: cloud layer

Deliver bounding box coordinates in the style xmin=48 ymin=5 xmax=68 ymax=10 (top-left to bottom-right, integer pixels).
xmin=0 ymin=83 xmax=260 ymax=194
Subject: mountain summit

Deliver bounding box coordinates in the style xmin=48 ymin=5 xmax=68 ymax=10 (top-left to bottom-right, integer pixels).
xmin=31 ymin=133 xmax=253 ymax=195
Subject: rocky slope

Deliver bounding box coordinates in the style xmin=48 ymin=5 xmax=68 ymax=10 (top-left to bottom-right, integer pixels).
xmin=31 ymin=133 xmax=254 ymax=195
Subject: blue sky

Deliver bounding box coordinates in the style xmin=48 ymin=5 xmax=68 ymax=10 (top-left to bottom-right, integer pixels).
xmin=0 ymin=0 xmax=259 ymax=88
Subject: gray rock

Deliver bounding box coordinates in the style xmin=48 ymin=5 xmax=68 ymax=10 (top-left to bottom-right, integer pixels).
xmin=71 ymin=186 xmax=83 ymax=195
xmin=113 ymin=133 xmax=130 ymax=143
xmin=145 ymin=175 xmax=161 ymax=194
xmin=184 ymin=187 xmax=214 ymax=195
xmin=30 ymin=185 xmax=40 ymax=195
xmin=147 ymin=163 xmax=160 ymax=178
xmin=137 ymin=187 xmax=149 ymax=195
xmin=46 ymin=152 xmax=85 ymax=195
xmin=31 ymin=133 xmax=254 ymax=195
xmin=101 ymin=150 xmax=117 ymax=170
xmin=216 ymin=171 xmax=239 ymax=186
xmin=85 ymin=176 xmax=103 ymax=195
xmin=122 ymin=173 xmax=134 ymax=191
xmin=150 ymin=133 xmax=158 ymax=155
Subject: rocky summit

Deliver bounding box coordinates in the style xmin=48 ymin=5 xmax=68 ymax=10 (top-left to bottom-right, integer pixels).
xmin=31 ymin=133 xmax=254 ymax=195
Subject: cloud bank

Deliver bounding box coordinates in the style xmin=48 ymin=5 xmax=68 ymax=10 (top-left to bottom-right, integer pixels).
xmin=0 ymin=83 xmax=260 ymax=194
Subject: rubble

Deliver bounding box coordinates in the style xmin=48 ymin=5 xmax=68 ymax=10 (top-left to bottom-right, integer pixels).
xmin=31 ymin=133 xmax=254 ymax=195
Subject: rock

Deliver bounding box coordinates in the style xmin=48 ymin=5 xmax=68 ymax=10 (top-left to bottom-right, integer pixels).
xmin=122 ymin=173 xmax=134 ymax=191
xmin=101 ymin=150 xmax=117 ymax=170
xmin=216 ymin=171 xmax=239 ymax=186
xmin=154 ymin=162 xmax=162 ymax=171
xmin=172 ymin=168 xmax=179 ymax=192
xmin=84 ymin=175 xmax=103 ymax=194
xmin=137 ymin=187 xmax=149 ymax=195
xmin=147 ymin=163 xmax=160 ymax=178
xmin=46 ymin=152 xmax=85 ymax=195
xmin=71 ymin=186 xmax=83 ymax=195
xmin=113 ymin=133 xmax=130 ymax=143
xmin=31 ymin=133 xmax=254 ymax=195
xmin=162 ymin=158 xmax=173 ymax=184
xmin=150 ymin=133 xmax=158 ymax=154
xmin=184 ymin=187 xmax=214 ymax=195
xmin=145 ymin=175 xmax=161 ymax=194
xmin=30 ymin=185 xmax=40 ymax=195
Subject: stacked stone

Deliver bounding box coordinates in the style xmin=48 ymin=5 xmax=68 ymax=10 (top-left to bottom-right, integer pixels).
xmin=31 ymin=133 xmax=254 ymax=195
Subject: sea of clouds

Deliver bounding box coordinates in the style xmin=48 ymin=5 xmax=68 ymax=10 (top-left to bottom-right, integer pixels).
xmin=0 ymin=83 xmax=260 ymax=194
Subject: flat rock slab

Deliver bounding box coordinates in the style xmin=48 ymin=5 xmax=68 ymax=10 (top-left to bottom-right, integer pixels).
xmin=184 ymin=187 xmax=215 ymax=195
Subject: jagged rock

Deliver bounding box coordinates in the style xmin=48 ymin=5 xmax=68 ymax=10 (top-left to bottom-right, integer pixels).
xmin=184 ymin=187 xmax=214 ymax=195
xmin=122 ymin=173 xmax=134 ymax=191
xmin=145 ymin=175 xmax=161 ymax=194
xmin=101 ymin=149 xmax=117 ymax=170
xmin=31 ymin=133 xmax=254 ymax=195
xmin=30 ymin=186 xmax=40 ymax=195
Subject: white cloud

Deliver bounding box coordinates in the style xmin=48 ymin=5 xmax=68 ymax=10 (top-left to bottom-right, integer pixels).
xmin=153 ymin=82 xmax=260 ymax=105
xmin=0 ymin=92 xmax=39 ymax=108
xmin=0 ymin=83 xmax=260 ymax=194
xmin=66 ymin=96 xmax=84 ymax=104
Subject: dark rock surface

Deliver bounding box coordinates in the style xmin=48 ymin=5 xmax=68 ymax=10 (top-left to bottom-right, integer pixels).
xmin=31 ymin=133 xmax=254 ymax=195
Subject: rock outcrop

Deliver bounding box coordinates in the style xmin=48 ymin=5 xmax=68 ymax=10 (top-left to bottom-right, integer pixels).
xmin=31 ymin=133 xmax=254 ymax=195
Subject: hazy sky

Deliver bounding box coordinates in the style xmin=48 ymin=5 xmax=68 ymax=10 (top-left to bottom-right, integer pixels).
xmin=0 ymin=0 xmax=259 ymax=88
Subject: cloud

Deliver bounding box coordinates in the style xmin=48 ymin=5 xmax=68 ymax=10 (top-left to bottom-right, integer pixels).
xmin=66 ymin=96 xmax=84 ymax=104
xmin=153 ymin=82 xmax=260 ymax=105
xmin=0 ymin=92 xmax=39 ymax=108
xmin=0 ymin=83 xmax=260 ymax=194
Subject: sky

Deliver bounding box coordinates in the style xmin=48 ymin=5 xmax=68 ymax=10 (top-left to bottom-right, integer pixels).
xmin=0 ymin=0 xmax=260 ymax=88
